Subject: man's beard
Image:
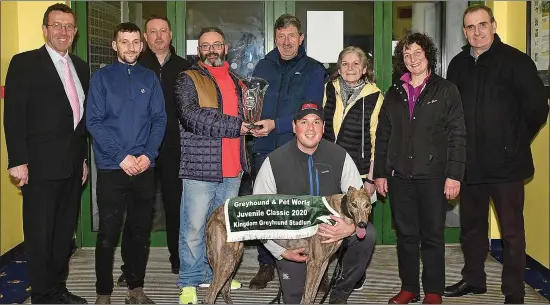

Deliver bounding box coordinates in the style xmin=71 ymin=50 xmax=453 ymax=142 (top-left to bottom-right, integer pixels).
xmin=200 ymin=51 xmax=226 ymax=67
xmin=118 ymin=51 xmax=138 ymax=65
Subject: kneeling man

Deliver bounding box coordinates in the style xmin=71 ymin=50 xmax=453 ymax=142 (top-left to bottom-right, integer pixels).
xmin=253 ymin=102 xmax=376 ymax=303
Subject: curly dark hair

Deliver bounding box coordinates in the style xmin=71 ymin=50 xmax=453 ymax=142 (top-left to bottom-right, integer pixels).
xmin=393 ymin=32 xmax=438 ymax=76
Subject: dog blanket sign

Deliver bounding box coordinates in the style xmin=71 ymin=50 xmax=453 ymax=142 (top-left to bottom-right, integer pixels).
xmin=224 ymin=194 xmax=340 ymax=242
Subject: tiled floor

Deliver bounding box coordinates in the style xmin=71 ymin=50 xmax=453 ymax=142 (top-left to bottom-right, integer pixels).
xmin=18 ymin=245 xmax=548 ymax=304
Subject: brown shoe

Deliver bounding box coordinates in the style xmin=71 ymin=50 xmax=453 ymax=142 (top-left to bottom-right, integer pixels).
xmin=125 ymin=287 xmax=155 ymax=304
xmin=95 ymin=295 xmax=111 ymax=304
xmin=249 ymin=264 xmax=275 ymax=290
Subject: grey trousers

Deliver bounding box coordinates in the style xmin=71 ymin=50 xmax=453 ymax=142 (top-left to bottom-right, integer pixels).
xmin=275 ymin=222 xmax=376 ymax=303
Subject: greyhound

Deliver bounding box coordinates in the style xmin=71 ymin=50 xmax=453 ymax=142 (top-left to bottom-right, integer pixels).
xmin=203 ymin=186 xmax=373 ymax=304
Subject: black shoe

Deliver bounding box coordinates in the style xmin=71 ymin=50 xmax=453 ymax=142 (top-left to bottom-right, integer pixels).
xmin=57 ymin=290 xmax=88 ymax=304
xmin=353 ymin=272 xmax=366 ymax=291
xmin=444 ymin=279 xmax=487 ymax=297
xmin=117 ymin=273 xmax=127 ymax=287
xmin=504 ymin=295 xmax=524 ymax=304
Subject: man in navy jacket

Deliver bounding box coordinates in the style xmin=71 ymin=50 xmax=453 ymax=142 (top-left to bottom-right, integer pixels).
xmin=249 ymin=13 xmax=328 ymax=290
xmin=86 ymin=22 xmax=166 ymax=304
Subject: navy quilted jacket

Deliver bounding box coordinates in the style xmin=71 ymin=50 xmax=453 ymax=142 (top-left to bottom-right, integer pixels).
xmin=174 ymin=64 xmax=248 ymax=182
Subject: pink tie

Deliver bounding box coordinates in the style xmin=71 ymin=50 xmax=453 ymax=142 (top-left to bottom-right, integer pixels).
xmin=62 ymin=57 xmax=80 ymax=129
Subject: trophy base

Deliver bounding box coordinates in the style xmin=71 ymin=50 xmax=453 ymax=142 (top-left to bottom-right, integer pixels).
xmin=246 ymin=123 xmax=263 ymax=130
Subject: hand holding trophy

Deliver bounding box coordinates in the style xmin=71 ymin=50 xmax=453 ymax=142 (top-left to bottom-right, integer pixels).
xmin=241 ymin=77 xmax=269 ymax=130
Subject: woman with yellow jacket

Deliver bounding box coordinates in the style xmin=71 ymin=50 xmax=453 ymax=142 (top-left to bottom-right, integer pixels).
xmin=322 ymin=46 xmax=383 ymax=298
xmin=323 ymin=46 xmax=384 ymax=196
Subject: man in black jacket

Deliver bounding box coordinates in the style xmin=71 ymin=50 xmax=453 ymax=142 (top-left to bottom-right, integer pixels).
xmin=444 ymin=5 xmax=549 ymax=304
xmin=117 ymin=15 xmax=190 ymax=285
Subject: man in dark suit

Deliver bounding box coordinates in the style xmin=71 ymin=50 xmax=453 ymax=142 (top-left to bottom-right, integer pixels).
xmin=3 ymin=3 xmax=89 ymax=304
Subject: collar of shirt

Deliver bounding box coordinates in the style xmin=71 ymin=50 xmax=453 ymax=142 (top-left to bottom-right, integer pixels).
xmin=161 ymin=50 xmax=171 ymax=67
xmin=469 ymin=47 xmax=478 ymax=62
xmin=45 ymin=43 xmax=71 ymax=64
xmin=400 ymin=71 xmax=431 ymax=88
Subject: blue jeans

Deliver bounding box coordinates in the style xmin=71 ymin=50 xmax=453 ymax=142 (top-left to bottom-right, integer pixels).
xmin=177 ymin=176 xmax=242 ymax=288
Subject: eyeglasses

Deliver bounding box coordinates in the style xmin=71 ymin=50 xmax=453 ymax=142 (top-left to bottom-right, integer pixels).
xmin=48 ymin=22 xmax=76 ymax=32
xmin=199 ymin=42 xmax=224 ymax=51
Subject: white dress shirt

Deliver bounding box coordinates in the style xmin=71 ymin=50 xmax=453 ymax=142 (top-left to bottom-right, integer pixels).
xmin=45 ymin=43 xmax=85 ymax=118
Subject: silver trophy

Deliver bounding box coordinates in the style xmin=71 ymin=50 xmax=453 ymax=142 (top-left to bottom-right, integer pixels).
xmin=241 ymin=77 xmax=269 ymax=129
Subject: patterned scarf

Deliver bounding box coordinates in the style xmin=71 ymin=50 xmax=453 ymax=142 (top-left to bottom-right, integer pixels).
xmin=339 ymin=76 xmax=366 ymax=108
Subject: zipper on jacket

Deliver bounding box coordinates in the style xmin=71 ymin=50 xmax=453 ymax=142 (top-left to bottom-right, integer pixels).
xmin=308 ymin=155 xmax=314 ymax=195
xmin=307 ymin=155 xmax=320 ymax=196
xmin=127 ymin=67 xmax=134 ymax=144
xmin=274 ymin=71 xmax=284 ymax=149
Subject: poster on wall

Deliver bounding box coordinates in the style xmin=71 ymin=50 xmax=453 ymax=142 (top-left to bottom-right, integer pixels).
xmin=528 ymin=1 xmax=550 ymax=86
xmin=306 ymin=11 xmax=344 ymax=63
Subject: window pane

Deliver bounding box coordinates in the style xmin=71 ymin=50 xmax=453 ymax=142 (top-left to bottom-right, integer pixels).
xmin=134 ymin=2 xmax=167 ymax=30
xmin=87 ymin=2 xmax=121 ymax=74
xmin=87 ymin=1 xmax=121 ymax=232
xmin=295 ymin=1 xmax=375 ymax=75
xmin=186 ymin=1 xmax=265 ymax=78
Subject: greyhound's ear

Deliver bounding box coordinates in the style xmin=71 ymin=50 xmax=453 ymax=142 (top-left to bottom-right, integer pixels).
xmin=348 ymin=185 xmax=356 ymax=193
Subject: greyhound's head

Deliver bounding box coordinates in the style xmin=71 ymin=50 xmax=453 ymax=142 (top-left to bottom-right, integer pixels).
xmin=341 ymin=186 xmax=373 ymax=239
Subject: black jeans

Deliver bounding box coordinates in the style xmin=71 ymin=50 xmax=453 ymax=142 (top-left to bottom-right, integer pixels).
xmin=121 ymin=146 xmax=182 ymax=273
xmin=157 ymin=144 xmax=183 ymax=269
xmin=387 ymin=175 xmax=447 ymax=294
xmin=275 ymin=223 xmax=376 ymax=303
xmin=460 ymin=181 xmax=526 ymax=297
xmin=22 ymin=177 xmax=82 ymax=303
xmin=253 ymin=152 xmax=276 ymax=266
xmin=95 ymin=169 xmax=155 ymax=295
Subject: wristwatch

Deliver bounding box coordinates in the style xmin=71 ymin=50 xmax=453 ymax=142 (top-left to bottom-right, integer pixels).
xmin=364 ymin=177 xmax=374 ymax=185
